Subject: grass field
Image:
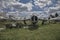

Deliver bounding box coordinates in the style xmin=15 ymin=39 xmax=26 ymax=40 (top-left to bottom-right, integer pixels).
xmin=0 ymin=21 xmax=60 ymax=40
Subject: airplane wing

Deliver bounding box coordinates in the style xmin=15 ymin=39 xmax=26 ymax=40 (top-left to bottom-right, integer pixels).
xmin=50 ymin=17 xmax=60 ymax=21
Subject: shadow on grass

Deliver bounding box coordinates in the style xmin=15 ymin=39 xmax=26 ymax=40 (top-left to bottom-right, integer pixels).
xmin=28 ymin=25 xmax=39 ymax=31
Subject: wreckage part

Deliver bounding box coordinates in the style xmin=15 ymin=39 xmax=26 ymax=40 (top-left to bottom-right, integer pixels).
xmin=5 ymin=24 xmax=12 ymax=29
xmin=16 ymin=23 xmax=23 ymax=28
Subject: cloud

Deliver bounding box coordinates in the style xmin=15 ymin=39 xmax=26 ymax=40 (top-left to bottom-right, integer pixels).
xmin=11 ymin=2 xmax=33 ymax=11
xmin=23 ymin=2 xmax=33 ymax=11
xmin=0 ymin=0 xmax=33 ymax=12
xmin=42 ymin=0 xmax=60 ymax=14
xmin=47 ymin=3 xmax=60 ymax=14
xmin=0 ymin=0 xmax=60 ymax=15
xmin=33 ymin=0 xmax=59 ymax=14
xmin=34 ymin=0 xmax=52 ymax=8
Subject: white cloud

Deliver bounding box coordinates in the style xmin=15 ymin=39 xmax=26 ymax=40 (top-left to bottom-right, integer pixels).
xmin=0 ymin=0 xmax=33 ymax=12
xmin=57 ymin=0 xmax=60 ymax=4
xmin=11 ymin=2 xmax=33 ymax=11
xmin=10 ymin=0 xmax=33 ymax=11
xmin=0 ymin=0 xmax=60 ymax=15
xmin=42 ymin=0 xmax=60 ymax=14
xmin=23 ymin=3 xmax=33 ymax=11
xmin=34 ymin=0 xmax=52 ymax=8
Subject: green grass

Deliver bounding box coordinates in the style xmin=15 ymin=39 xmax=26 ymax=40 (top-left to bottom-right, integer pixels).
xmin=0 ymin=21 xmax=60 ymax=40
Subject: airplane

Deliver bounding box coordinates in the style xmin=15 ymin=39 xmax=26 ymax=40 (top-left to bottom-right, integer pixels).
xmin=48 ymin=13 xmax=60 ymax=23
xmin=0 ymin=16 xmax=8 ymax=22
xmin=5 ymin=14 xmax=39 ymax=28
xmin=2 ymin=12 xmax=60 ymax=28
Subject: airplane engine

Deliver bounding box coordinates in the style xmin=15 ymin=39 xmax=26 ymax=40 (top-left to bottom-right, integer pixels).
xmin=31 ymin=15 xmax=38 ymax=25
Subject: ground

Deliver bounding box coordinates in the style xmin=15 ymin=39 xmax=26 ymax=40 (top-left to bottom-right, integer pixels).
xmin=0 ymin=21 xmax=60 ymax=40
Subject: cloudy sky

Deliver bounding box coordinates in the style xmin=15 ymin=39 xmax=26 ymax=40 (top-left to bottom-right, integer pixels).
xmin=0 ymin=0 xmax=60 ymax=14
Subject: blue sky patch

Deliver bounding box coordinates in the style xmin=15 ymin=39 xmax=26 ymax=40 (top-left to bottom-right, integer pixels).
xmin=19 ymin=0 xmax=31 ymax=4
